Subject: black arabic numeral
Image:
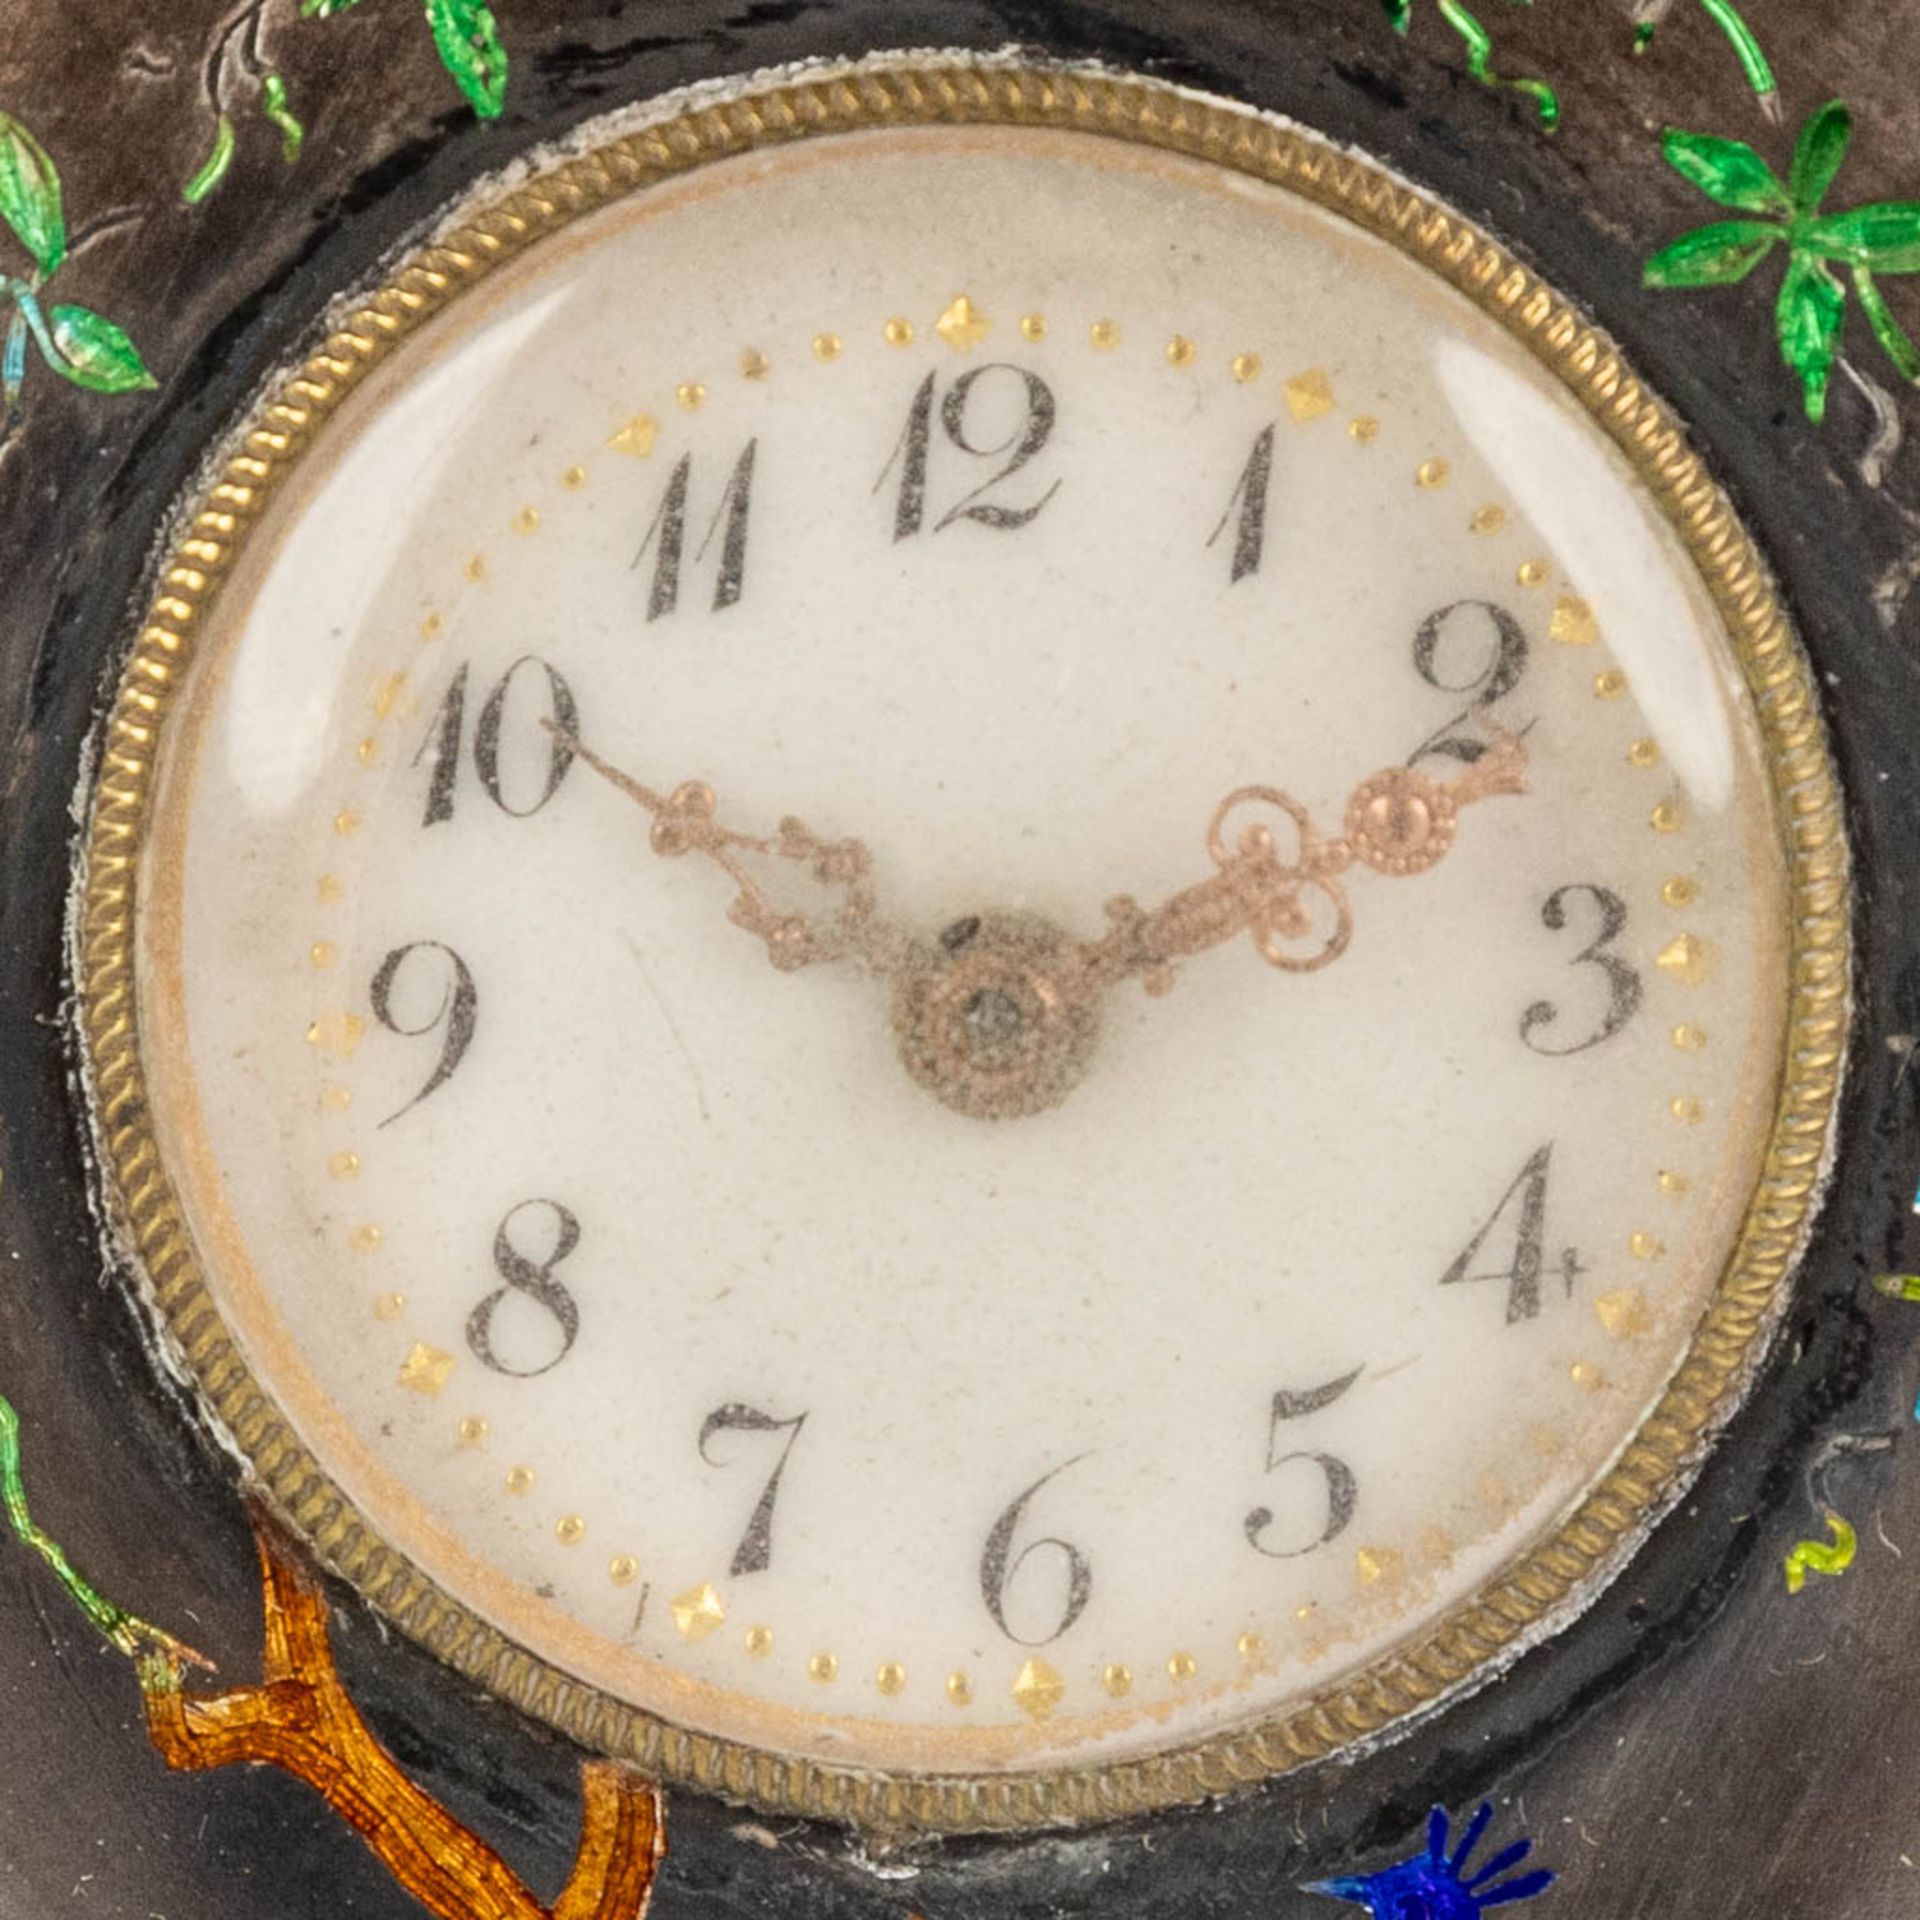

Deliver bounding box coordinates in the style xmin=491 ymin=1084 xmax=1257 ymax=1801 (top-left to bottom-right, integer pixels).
xmin=701 ymin=439 xmax=755 ymax=612
xmin=878 ymin=364 xmax=1061 ymax=537
xmin=698 ymin=1403 xmax=809 ymax=1577
xmin=1208 ymin=422 xmax=1276 ymax=584
xmin=369 ymin=941 xmax=476 ymax=1125
xmin=1408 ymin=599 xmax=1530 ymax=765
xmin=466 ymin=1199 xmax=581 ymax=1378
xmin=1244 ymin=1368 xmax=1361 ymax=1559
xmin=475 ymin=656 xmax=578 ymax=817
xmin=633 ymin=451 xmax=689 ymax=619
xmin=979 ymin=1456 xmax=1092 ymax=1647
xmin=415 ymin=663 xmax=467 ymax=826
xmin=1520 ymin=884 xmax=1644 ymax=1055
xmin=881 ymin=370 xmax=935 ymax=540
xmin=414 ymin=656 xmax=577 ymax=824
xmin=1440 ymin=1145 xmax=1585 ymax=1324
xmin=632 ymin=441 xmax=756 ymax=619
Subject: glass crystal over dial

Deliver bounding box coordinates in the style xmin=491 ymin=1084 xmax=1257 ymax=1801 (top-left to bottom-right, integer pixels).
xmin=97 ymin=67 xmax=1844 ymax=1826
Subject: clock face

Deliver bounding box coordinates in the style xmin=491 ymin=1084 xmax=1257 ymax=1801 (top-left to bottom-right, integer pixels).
xmin=94 ymin=67 xmax=1843 ymax=1826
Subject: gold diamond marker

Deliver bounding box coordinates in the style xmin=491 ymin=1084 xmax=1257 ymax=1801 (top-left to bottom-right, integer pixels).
xmin=1549 ymin=595 xmax=1598 ymax=645
xmin=1595 ymin=1286 xmax=1653 ymax=1340
xmin=936 ymin=294 xmax=989 ymax=351
xmin=397 ymin=1343 xmax=454 ymax=1395
xmin=1010 ymin=1657 xmax=1065 ymax=1720
xmin=1283 ymin=367 xmax=1334 ymax=422
xmin=607 ymin=413 xmax=658 ymax=457
xmin=1354 ymin=1545 xmax=1404 ymax=1586
xmin=1656 ymin=933 xmax=1715 ymax=985
xmin=670 ymin=1581 xmax=726 ymax=1642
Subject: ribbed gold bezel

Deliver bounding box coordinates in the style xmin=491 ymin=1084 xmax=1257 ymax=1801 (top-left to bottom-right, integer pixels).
xmin=76 ymin=58 xmax=1851 ymax=1835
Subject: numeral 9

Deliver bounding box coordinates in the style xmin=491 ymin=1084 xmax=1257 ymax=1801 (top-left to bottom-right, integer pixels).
xmin=369 ymin=941 xmax=477 ymax=1125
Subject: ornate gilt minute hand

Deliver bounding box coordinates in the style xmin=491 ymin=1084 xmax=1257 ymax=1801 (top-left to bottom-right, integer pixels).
xmin=1072 ymin=733 xmax=1529 ymax=998
xmin=556 ymin=723 xmax=1527 ymax=1120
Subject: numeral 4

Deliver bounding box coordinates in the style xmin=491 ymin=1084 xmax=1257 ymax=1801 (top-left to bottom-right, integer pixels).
xmin=1440 ymin=1145 xmax=1586 ymax=1324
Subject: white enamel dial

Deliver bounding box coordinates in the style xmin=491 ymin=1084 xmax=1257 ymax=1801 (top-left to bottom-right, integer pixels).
xmin=129 ymin=99 xmax=1802 ymax=1789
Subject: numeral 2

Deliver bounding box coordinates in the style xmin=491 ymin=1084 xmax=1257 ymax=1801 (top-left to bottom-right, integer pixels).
xmin=1408 ymin=599 xmax=1530 ymax=765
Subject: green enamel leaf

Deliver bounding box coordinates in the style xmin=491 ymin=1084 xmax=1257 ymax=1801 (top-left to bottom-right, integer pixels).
xmin=302 ymin=0 xmax=368 ymax=14
xmin=42 ymin=303 xmax=155 ymax=392
xmin=1854 ymin=268 xmax=1920 ymax=384
xmin=1661 ymin=127 xmax=1790 ymax=214
xmin=425 ymin=0 xmax=508 ymax=118
xmin=1775 ymin=256 xmax=1846 ymax=424
xmin=1788 ymin=100 xmax=1852 ymax=212
xmin=0 ymin=111 xmax=66 ymax=275
xmin=1800 ymin=203 xmax=1920 ymax=272
xmin=1384 ymin=0 xmax=1413 ymax=32
xmin=1643 ymin=220 xmax=1780 ymax=289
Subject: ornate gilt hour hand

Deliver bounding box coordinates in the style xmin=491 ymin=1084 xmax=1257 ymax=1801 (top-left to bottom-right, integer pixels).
xmin=556 ymin=729 xmax=905 ymax=976
xmin=560 ymin=725 xmax=1526 ymax=1120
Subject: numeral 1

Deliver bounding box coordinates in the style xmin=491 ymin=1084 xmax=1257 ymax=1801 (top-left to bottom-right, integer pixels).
xmin=1208 ymin=422 xmax=1276 ymax=584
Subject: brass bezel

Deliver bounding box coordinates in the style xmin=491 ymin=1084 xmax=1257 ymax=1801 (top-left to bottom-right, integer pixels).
xmin=76 ymin=59 xmax=1851 ymax=1835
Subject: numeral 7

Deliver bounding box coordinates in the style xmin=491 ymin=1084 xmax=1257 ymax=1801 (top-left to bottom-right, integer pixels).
xmin=698 ymin=1403 xmax=808 ymax=1577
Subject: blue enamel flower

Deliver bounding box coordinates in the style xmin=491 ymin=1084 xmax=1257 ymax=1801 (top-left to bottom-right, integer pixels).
xmin=1307 ymin=1804 xmax=1554 ymax=1918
